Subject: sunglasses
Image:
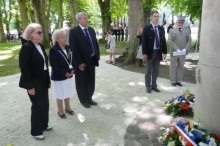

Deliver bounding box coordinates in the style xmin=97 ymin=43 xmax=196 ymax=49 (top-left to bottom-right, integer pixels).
xmin=36 ymin=31 xmax=43 ymax=35
xmin=178 ymin=21 xmax=184 ymax=24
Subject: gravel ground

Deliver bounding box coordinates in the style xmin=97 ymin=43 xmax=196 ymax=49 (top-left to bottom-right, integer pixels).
xmin=0 ymin=56 xmax=196 ymax=146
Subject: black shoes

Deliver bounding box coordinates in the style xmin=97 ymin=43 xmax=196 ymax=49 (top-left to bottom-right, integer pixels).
xmin=171 ymin=83 xmax=183 ymax=86
xmin=81 ymin=100 xmax=98 ymax=108
xmin=146 ymin=87 xmax=160 ymax=93
xmin=65 ymin=109 xmax=75 ymax=115
xmin=176 ymin=83 xmax=183 ymax=86
xmin=151 ymin=87 xmax=160 ymax=92
xmin=88 ymin=100 xmax=98 ymax=106
xmin=146 ymin=88 xmax=151 ymax=93
xmin=58 ymin=112 xmax=67 ymax=119
xmin=82 ymin=102 xmax=91 ymax=108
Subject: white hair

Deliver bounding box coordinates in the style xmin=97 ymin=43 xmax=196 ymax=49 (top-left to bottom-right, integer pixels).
xmin=75 ymin=12 xmax=88 ymax=21
xmin=22 ymin=23 xmax=42 ymax=40
xmin=52 ymin=29 xmax=66 ymax=44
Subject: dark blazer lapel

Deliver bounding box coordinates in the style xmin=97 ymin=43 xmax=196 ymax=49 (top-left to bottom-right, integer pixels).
xmin=29 ymin=41 xmax=44 ymax=61
xmin=77 ymin=26 xmax=90 ymax=45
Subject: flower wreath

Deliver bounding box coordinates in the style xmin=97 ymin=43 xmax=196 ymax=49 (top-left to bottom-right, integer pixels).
xmin=164 ymin=89 xmax=195 ymax=117
xmin=159 ymin=120 xmax=220 ymax=146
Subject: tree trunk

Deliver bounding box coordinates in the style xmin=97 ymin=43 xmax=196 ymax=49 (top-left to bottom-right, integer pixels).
xmin=194 ymin=0 xmax=220 ymax=134
xmin=97 ymin=0 xmax=111 ymax=40
xmin=0 ymin=10 xmax=6 ymax=43
xmin=144 ymin=0 xmax=152 ymax=24
xmin=196 ymin=18 xmax=201 ymax=52
xmin=58 ymin=0 xmax=63 ymax=28
xmin=69 ymin=0 xmax=78 ymax=27
xmin=32 ymin=0 xmax=50 ymax=48
xmin=125 ymin=0 xmax=144 ymax=64
xmin=46 ymin=0 xmax=51 ymax=33
xmin=2 ymin=0 xmax=12 ymax=35
xmin=17 ymin=0 xmax=29 ymax=29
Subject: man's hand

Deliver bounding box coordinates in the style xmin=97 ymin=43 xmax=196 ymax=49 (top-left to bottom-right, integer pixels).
xmin=143 ymin=54 xmax=148 ymax=63
xmin=79 ymin=63 xmax=86 ymax=71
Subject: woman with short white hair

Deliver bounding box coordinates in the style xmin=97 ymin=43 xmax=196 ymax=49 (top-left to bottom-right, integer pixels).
xmin=19 ymin=23 xmax=52 ymax=140
xmin=49 ymin=29 xmax=75 ymax=119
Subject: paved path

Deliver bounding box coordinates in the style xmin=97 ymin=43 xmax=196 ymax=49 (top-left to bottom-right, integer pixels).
xmin=0 ymin=56 xmax=196 ymax=146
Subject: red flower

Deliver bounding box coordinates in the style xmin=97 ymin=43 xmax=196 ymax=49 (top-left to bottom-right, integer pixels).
xmin=180 ymin=103 xmax=190 ymax=110
xmin=213 ymin=133 xmax=220 ymax=140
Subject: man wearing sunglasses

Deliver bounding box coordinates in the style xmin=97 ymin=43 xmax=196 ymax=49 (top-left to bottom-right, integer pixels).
xmin=168 ymin=16 xmax=192 ymax=87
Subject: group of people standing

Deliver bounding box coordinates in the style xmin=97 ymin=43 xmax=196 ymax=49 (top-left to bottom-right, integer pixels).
xmin=19 ymin=12 xmax=99 ymax=140
xmin=140 ymin=11 xmax=192 ymax=93
xmin=18 ymin=10 xmax=191 ymax=141
xmin=112 ymin=25 xmax=128 ymax=42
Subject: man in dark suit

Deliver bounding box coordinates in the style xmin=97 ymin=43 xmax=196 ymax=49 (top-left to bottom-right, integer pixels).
xmin=69 ymin=12 xmax=100 ymax=108
xmin=142 ymin=10 xmax=167 ymax=93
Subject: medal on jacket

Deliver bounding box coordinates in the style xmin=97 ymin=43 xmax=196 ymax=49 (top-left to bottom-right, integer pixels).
xmin=58 ymin=50 xmax=73 ymax=69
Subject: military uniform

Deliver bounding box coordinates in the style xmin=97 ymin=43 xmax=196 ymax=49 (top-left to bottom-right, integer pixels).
xmin=169 ymin=25 xmax=192 ymax=85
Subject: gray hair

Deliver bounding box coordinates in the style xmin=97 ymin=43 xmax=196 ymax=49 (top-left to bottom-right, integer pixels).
xmin=22 ymin=23 xmax=42 ymax=40
xmin=52 ymin=29 xmax=66 ymax=44
xmin=75 ymin=12 xmax=88 ymax=21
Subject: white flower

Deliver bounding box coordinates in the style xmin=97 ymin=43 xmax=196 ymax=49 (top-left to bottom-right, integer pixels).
xmin=167 ymin=141 xmax=175 ymax=146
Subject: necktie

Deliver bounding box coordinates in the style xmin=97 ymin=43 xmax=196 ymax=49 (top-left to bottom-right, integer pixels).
xmin=154 ymin=26 xmax=160 ymax=48
xmin=84 ymin=28 xmax=95 ymax=55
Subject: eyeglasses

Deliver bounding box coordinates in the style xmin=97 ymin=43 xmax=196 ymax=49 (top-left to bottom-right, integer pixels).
xmin=36 ymin=31 xmax=43 ymax=35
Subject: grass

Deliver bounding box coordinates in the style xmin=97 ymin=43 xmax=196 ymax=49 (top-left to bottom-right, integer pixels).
xmin=0 ymin=43 xmax=21 ymax=77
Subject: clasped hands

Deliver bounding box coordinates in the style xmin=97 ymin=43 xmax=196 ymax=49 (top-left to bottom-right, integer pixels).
xmin=65 ymin=70 xmax=74 ymax=78
xmin=173 ymin=48 xmax=186 ymax=56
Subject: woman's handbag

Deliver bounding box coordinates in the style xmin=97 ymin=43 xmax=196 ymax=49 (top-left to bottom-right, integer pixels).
xmin=105 ymin=43 xmax=110 ymax=50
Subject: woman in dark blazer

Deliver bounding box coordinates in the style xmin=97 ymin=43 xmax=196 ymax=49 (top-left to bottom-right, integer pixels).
xmin=19 ymin=23 xmax=52 ymax=140
xmin=49 ymin=29 xmax=74 ymax=119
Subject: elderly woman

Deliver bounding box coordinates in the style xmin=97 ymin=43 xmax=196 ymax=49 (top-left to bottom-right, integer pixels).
xmin=49 ymin=29 xmax=74 ymax=119
xmin=19 ymin=23 xmax=52 ymax=140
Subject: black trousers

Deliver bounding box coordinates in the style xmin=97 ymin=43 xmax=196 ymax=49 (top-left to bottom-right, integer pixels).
xmin=28 ymin=82 xmax=49 ymax=136
xmin=75 ymin=66 xmax=95 ymax=104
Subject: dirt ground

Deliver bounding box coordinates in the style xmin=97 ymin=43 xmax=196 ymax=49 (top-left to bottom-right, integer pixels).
xmin=115 ymin=57 xmax=198 ymax=84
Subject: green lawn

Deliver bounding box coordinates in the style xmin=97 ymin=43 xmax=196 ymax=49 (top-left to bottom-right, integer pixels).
xmin=0 ymin=43 xmax=21 ymax=77
xmin=0 ymin=41 xmax=126 ymax=77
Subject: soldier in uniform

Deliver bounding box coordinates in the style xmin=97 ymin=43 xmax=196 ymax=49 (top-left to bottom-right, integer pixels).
xmin=168 ymin=16 xmax=192 ymax=86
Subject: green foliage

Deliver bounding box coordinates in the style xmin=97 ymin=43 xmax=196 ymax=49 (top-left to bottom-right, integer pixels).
xmin=162 ymin=0 xmax=202 ymax=19
xmin=111 ymin=0 xmax=128 ymax=20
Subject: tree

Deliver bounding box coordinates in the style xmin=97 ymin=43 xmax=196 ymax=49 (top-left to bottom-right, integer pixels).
xmin=98 ymin=0 xmax=111 ymax=40
xmin=69 ymin=0 xmax=78 ymax=26
xmin=17 ymin=0 xmax=29 ymax=29
xmin=2 ymin=0 xmax=14 ymax=36
xmin=111 ymin=0 xmax=128 ymax=24
xmin=0 ymin=9 xmax=6 ymax=43
xmin=162 ymin=0 xmax=203 ymax=51
xmin=58 ymin=0 xmax=64 ymax=28
xmin=32 ymin=0 xmax=50 ymax=47
xmin=125 ymin=0 xmax=144 ymax=64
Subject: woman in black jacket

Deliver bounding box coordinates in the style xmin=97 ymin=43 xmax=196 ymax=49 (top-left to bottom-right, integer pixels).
xmin=49 ymin=29 xmax=75 ymax=119
xmin=19 ymin=23 xmax=52 ymax=140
